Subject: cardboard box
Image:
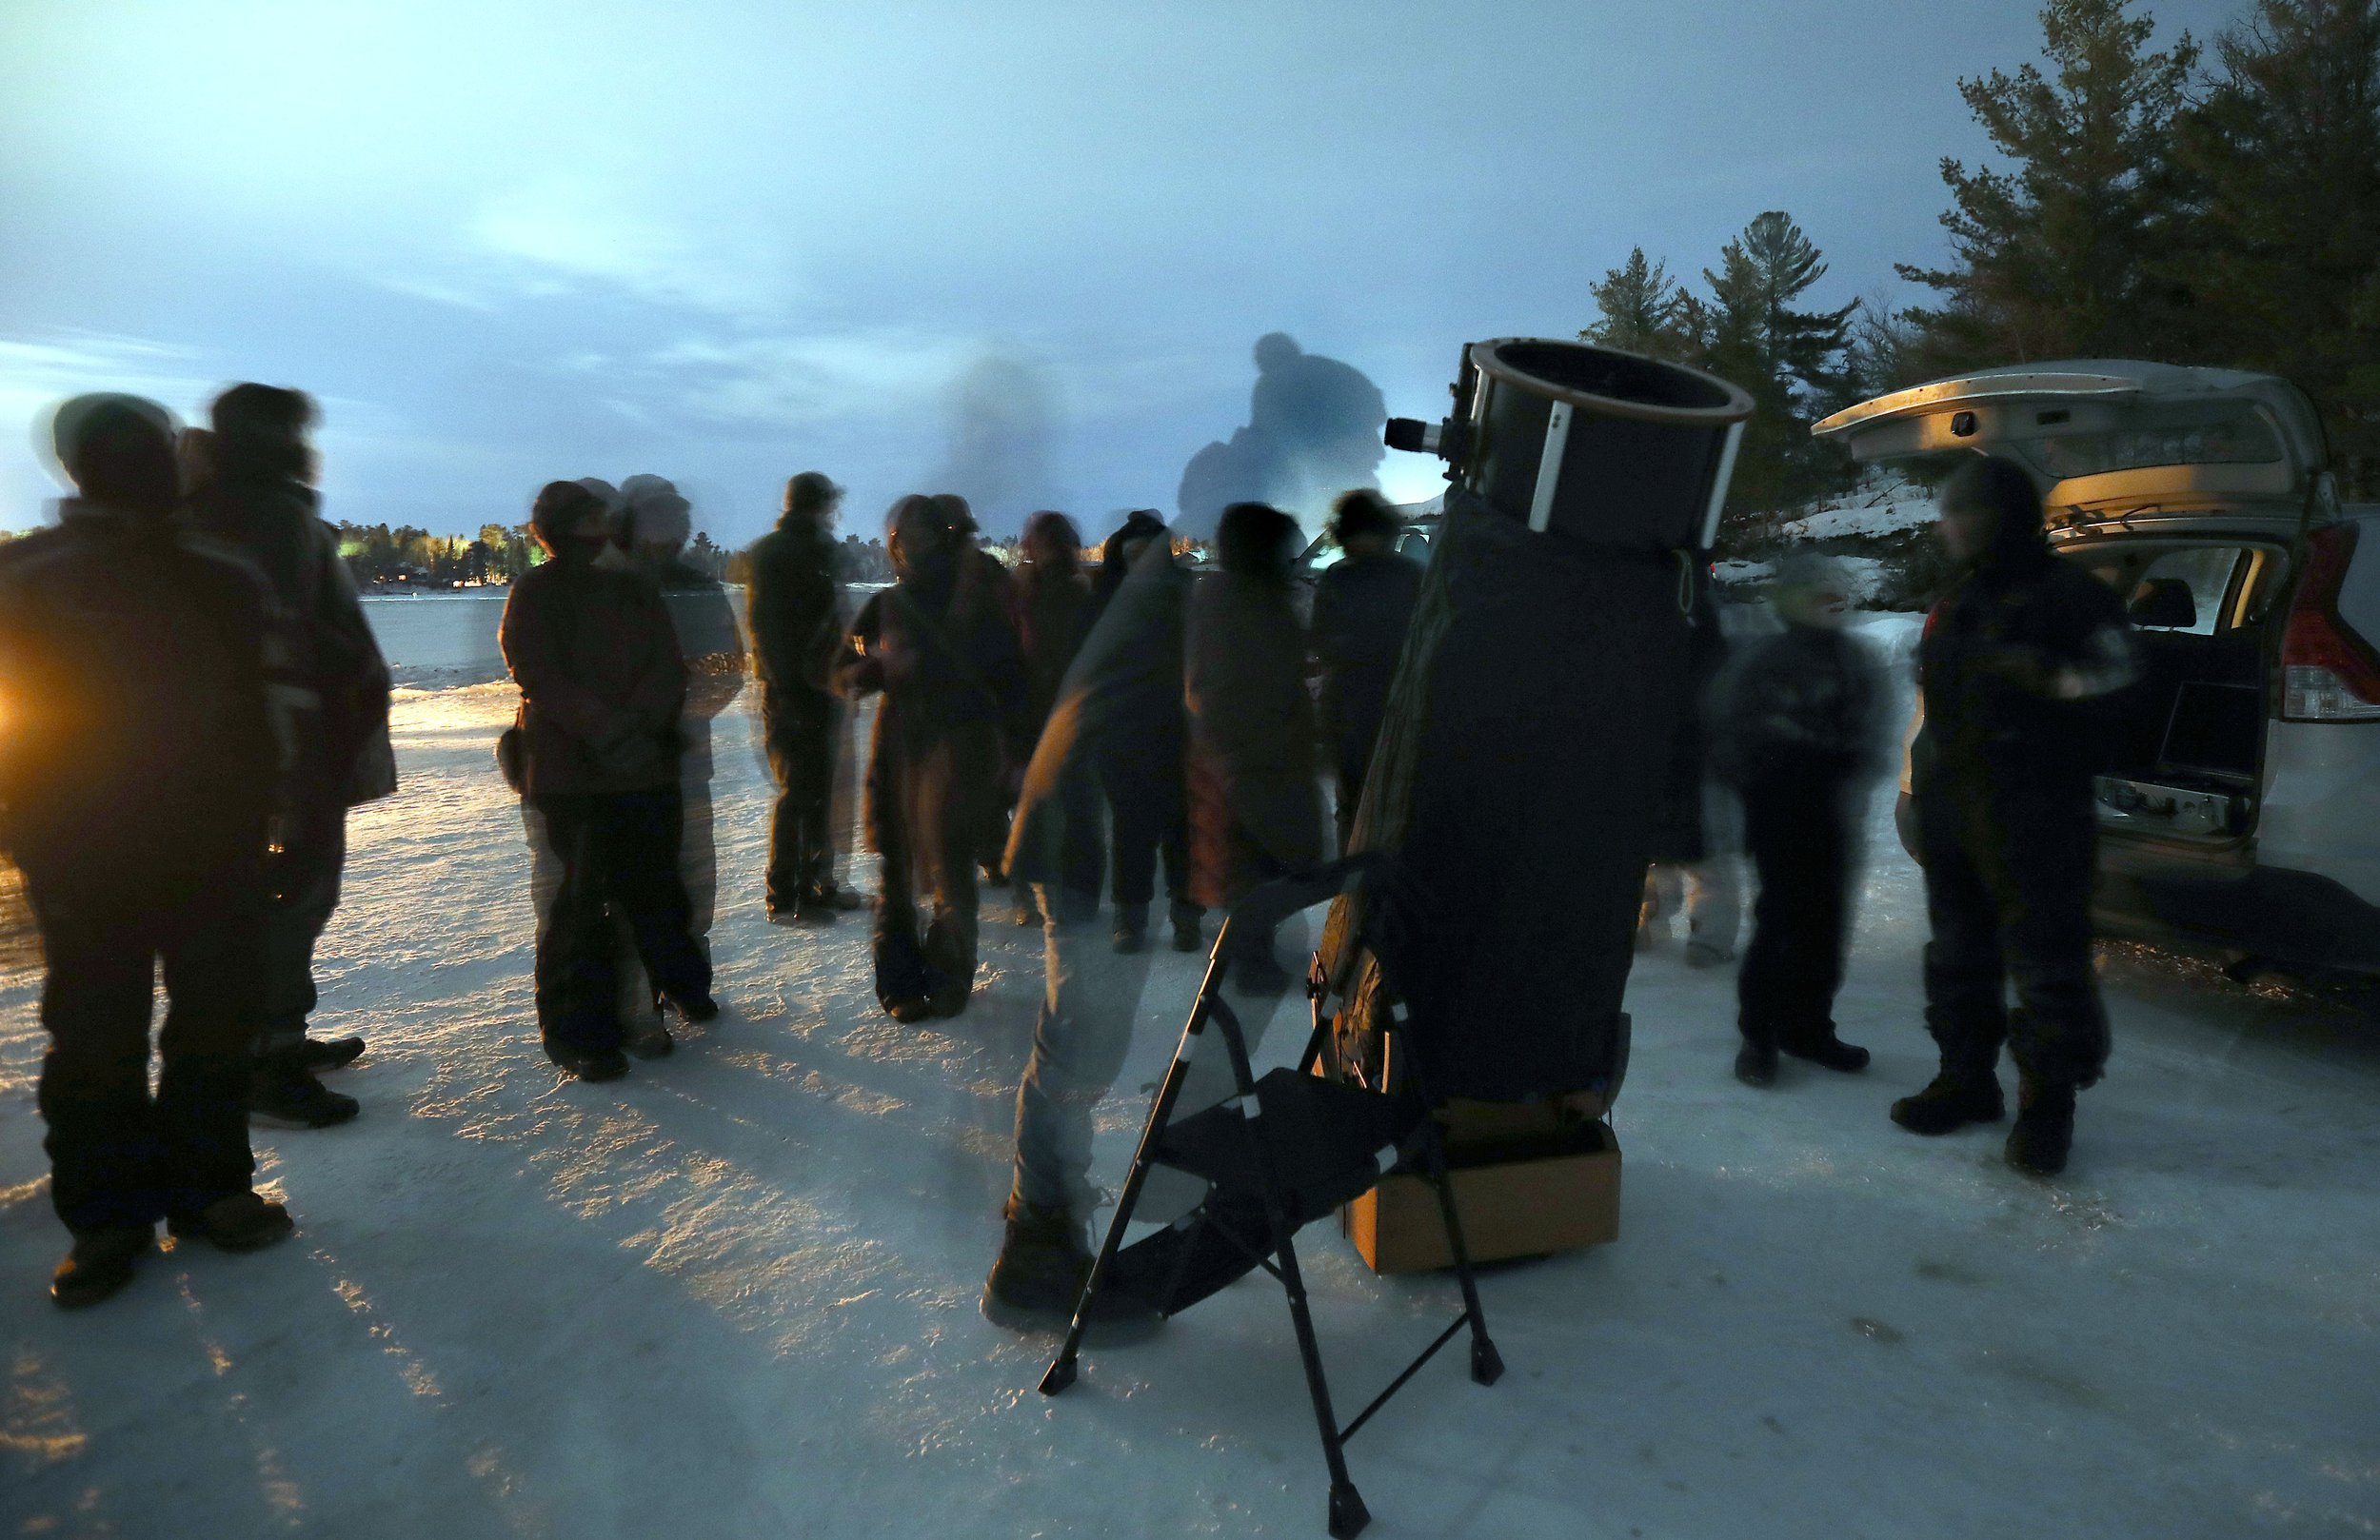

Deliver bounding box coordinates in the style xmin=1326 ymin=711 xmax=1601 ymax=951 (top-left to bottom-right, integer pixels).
xmin=1342 ymin=1120 xmax=1620 ymax=1274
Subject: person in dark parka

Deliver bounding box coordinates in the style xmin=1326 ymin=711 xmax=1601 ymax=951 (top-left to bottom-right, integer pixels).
xmin=1091 ymin=510 xmax=1202 ymax=954
xmin=1008 ymin=511 xmax=1102 ymax=919
xmin=834 ymin=495 xmax=1029 ymax=1021
xmin=502 ymin=481 xmax=712 ymax=1081
xmin=187 ymin=384 xmax=394 ymax=1130
xmin=1309 ymin=488 xmax=1422 ymax=849
xmin=1 ymin=395 xmax=296 ymax=1307
xmin=932 ymin=493 xmax=1027 ymax=887
xmin=1714 ymin=553 xmax=1884 ymax=1087
xmin=1184 ymin=501 xmax=1326 ymax=994
xmin=1893 ymin=455 xmax=2140 ymax=1176
xmin=747 ymin=471 xmax=849 ymax=921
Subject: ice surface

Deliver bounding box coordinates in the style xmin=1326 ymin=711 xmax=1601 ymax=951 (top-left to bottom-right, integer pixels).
xmin=4 ymin=641 xmax=2377 ymax=1539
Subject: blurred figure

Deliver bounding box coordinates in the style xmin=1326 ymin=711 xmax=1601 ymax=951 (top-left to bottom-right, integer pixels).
xmin=1184 ymin=502 xmax=1326 ymax=995
xmin=1090 ymin=510 xmax=1201 ymax=954
xmin=0 ymin=395 xmax=295 ymax=1307
xmin=1639 ymin=564 xmax=1742 ymax=968
xmin=747 ymin=471 xmax=849 ymax=922
xmin=1177 ymin=333 xmax=1389 ymax=538
xmin=1007 ymin=511 xmax=1101 ymax=926
xmin=835 ymin=495 xmax=1027 ymax=1022
xmin=502 ymin=481 xmax=712 ymax=1082
xmin=1309 ymin=488 xmax=1421 ymax=850
xmin=981 ymin=530 xmax=1182 ymax=1333
xmin=931 ymin=492 xmax=1025 ymax=888
xmin=1892 ymin=458 xmax=2138 ymax=1176
xmin=1714 ymin=553 xmax=1883 ymax=1088
xmin=188 ymin=384 xmax=394 ymax=1129
xmin=615 ymin=474 xmax=744 ymax=1056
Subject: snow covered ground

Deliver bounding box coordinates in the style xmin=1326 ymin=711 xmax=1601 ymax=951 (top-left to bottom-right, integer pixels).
xmin=4 ymin=616 xmax=2378 ymax=1539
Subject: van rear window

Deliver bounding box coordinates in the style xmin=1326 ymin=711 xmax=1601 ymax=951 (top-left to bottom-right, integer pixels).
xmin=2017 ymin=405 xmax=2284 ymax=482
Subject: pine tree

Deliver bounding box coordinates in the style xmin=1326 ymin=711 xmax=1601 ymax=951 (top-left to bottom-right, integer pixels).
xmin=1898 ymin=0 xmax=2199 ymax=366
xmin=1583 ymin=247 xmax=1688 ymax=358
xmin=2173 ymin=0 xmax=2380 ymax=493
xmin=1701 ymin=213 xmax=1859 ymax=523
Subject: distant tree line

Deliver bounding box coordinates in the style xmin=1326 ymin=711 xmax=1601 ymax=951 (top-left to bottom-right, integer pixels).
xmin=1588 ymin=0 xmax=2380 ymax=534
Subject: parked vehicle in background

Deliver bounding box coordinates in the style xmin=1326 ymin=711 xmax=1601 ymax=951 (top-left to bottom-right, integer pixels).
xmin=1817 ymin=361 xmax=2380 ymax=978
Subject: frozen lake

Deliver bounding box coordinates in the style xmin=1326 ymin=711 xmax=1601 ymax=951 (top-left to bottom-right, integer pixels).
xmin=2 ymin=619 xmax=2375 ymax=1538
xmin=360 ymin=592 xmax=511 ymax=686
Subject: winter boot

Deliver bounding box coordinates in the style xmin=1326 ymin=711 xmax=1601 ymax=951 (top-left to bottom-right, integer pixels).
xmin=795 ymin=887 xmax=840 ymax=924
xmin=2005 ymin=1073 xmax=2077 ymax=1177
xmin=1890 ymin=1063 xmax=2006 ymax=1135
xmin=293 ymin=1036 xmax=367 ymax=1072
xmin=1781 ymin=1027 xmax=1872 ymax=1075
xmin=1111 ymin=903 xmax=1148 ymax=955
xmin=167 ymin=1193 xmax=295 ymax=1253
xmin=543 ymin=1037 xmax=630 ymax=1082
xmin=249 ymin=1064 xmax=361 ymax=1130
xmin=1682 ymin=939 xmax=1733 ymax=970
xmin=624 ymin=1016 xmax=676 ymax=1060
xmin=982 ymin=1198 xmax=1092 ymax=1332
xmin=50 ymin=1225 xmax=152 ymax=1310
xmin=1734 ymin=1040 xmax=1778 ymax=1087
xmin=663 ymin=989 xmax=721 ymax=1023
xmin=1169 ymin=901 xmax=1204 ymax=954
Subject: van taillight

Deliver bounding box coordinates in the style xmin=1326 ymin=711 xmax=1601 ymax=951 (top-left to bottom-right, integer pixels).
xmin=2280 ymin=525 xmax=2380 ymax=721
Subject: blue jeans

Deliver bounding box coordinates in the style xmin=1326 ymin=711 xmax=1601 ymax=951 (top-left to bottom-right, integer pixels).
xmin=1009 ymin=883 xmax=1155 ymax=1213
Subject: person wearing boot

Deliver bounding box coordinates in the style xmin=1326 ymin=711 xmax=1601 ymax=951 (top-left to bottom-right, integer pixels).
xmin=188 ymin=385 xmax=394 ymax=1129
xmin=1714 ymin=553 xmax=1885 ymax=1087
xmin=834 ymin=495 xmax=1026 ymax=1022
xmin=1 ymin=395 xmax=297 ymax=1307
xmin=1090 ymin=511 xmax=1202 ymax=955
xmin=1309 ymin=488 xmax=1421 ymax=851
xmin=1184 ymin=502 xmax=1326 ymax=996
xmin=747 ymin=471 xmax=850 ymax=922
xmin=1006 ymin=511 xmax=1102 ymax=928
xmin=1893 ymin=456 xmax=2138 ymax=1175
xmin=502 ymin=481 xmax=714 ymax=1080
xmin=979 ymin=533 xmax=1186 ymax=1332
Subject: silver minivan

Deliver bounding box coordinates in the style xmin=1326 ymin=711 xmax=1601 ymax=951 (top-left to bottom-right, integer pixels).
xmin=1815 ymin=360 xmax=2380 ymax=977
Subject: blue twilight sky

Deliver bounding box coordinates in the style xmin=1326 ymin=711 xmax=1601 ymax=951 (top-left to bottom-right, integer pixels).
xmin=0 ymin=0 xmax=2232 ymax=544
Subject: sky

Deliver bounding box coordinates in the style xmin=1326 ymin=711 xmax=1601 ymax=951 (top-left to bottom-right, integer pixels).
xmin=0 ymin=0 xmax=2235 ymax=544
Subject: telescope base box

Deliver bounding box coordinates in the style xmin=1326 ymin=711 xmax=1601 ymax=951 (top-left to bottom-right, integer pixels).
xmin=1343 ymin=1118 xmax=1619 ymax=1275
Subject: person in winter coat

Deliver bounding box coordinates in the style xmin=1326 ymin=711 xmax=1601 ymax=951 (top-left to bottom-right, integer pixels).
xmin=932 ymin=493 xmax=1026 ymax=888
xmin=502 ymin=481 xmax=712 ymax=1081
xmin=1714 ymin=553 xmax=1884 ymax=1087
xmin=747 ymin=471 xmax=854 ymax=921
xmin=1007 ymin=511 xmax=1102 ymax=921
xmin=1893 ymin=455 xmax=2139 ymax=1176
xmin=1091 ymin=510 xmax=1202 ymax=954
xmin=1 ymin=395 xmax=296 ymax=1307
xmin=834 ymin=495 xmax=1029 ymax=1022
xmin=186 ymin=384 xmax=394 ymax=1131
xmin=1309 ymin=488 xmax=1422 ymax=849
xmin=1184 ymin=501 xmax=1326 ymax=994
xmin=608 ymin=474 xmax=744 ymax=1057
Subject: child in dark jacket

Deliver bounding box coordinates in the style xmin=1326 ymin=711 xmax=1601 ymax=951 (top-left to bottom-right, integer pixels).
xmin=1715 ymin=553 xmax=1884 ymax=1087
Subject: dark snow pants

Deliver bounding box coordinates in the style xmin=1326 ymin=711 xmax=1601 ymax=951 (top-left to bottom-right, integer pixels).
xmin=1101 ymin=757 xmax=1197 ymax=920
xmin=259 ymin=797 xmax=347 ymax=1061
xmin=871 ymin=741 xmax=982 ymax=1018
xmin=531 ymin=788 xmax=711 ymax=1052
xmin=1916 ymin=776 xmax=2110 ymax=1087
xmin=25 ymin=851 xmax=264 ymax=1233
xmin=763 ymin=686 xmax=838 ymax=912
xmin=1737 ymin=766 xmax=1856 ymax=1050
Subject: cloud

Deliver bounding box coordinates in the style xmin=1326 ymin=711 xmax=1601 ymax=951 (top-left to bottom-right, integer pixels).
xmin=645 ymin=329 xmax=982 ymax=428
xmin=464 ymin=177 xmax=791 ymax=319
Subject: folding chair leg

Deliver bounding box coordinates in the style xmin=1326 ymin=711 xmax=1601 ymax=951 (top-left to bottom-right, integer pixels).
xmin=1418 ymin=1122 xmax=1504 ymax=1387
xmin=1265 ymin=1196 xmax=1369 ymax=1539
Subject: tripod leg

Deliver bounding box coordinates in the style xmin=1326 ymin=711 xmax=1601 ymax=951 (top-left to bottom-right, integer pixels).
xmin=1042 ymin=978 xmax=1222 ymax=1396
xmin=1266 ymin=1198 xmax=1368 ymax=1538
xmin=1418 ymin=1119 xmax=1503 ymax=1387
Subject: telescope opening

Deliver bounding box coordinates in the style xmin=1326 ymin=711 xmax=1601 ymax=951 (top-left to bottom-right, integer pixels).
xmin=1488 ymin=342 xmax=1736 ymax=413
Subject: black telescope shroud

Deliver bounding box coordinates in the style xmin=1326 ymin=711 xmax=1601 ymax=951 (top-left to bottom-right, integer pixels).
xmin=1328 ymin=340 xmax=1753 ymax=1104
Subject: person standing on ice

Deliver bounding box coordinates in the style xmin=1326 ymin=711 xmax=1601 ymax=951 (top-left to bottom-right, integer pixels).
xmin=747 ymin=471 xmax=854 ymax=923
xmin=186 ymin=384 xmax=394 ymax=1131
xmin=1638 ymin=563 xmax=1741 ymax=968
xmin=1893 ymin=456 xmax=2138 ymax=1176
xmin=0 ymin=395 xmax=297 ymax=1307
xmin=834 ymin=494 xmax=1027 ymax=1022
xmin=1184 ymin=501 xmax=1326 ymax=995
xmin=502 ymin=481 xmax=714 ymax=1082
xmin=1005 ymin=511 xmax=1101 ymax=925
xmin=1714 ymin=553 xmax=1884 ymax=1087
xmin=1089 ymin=509 xmax=1202 ymax=955
xmin=1308 ymin=488 xmax=1421 ymax=852
xmin=611 ymin=474 xmax=744 ymax=1058
xmin=930 ymin=493 xmax=1026 ymax=892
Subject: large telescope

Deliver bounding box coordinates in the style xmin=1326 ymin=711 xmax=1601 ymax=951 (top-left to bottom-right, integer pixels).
xmin=1327 ymin=339 xmax=1755 ymax=1104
